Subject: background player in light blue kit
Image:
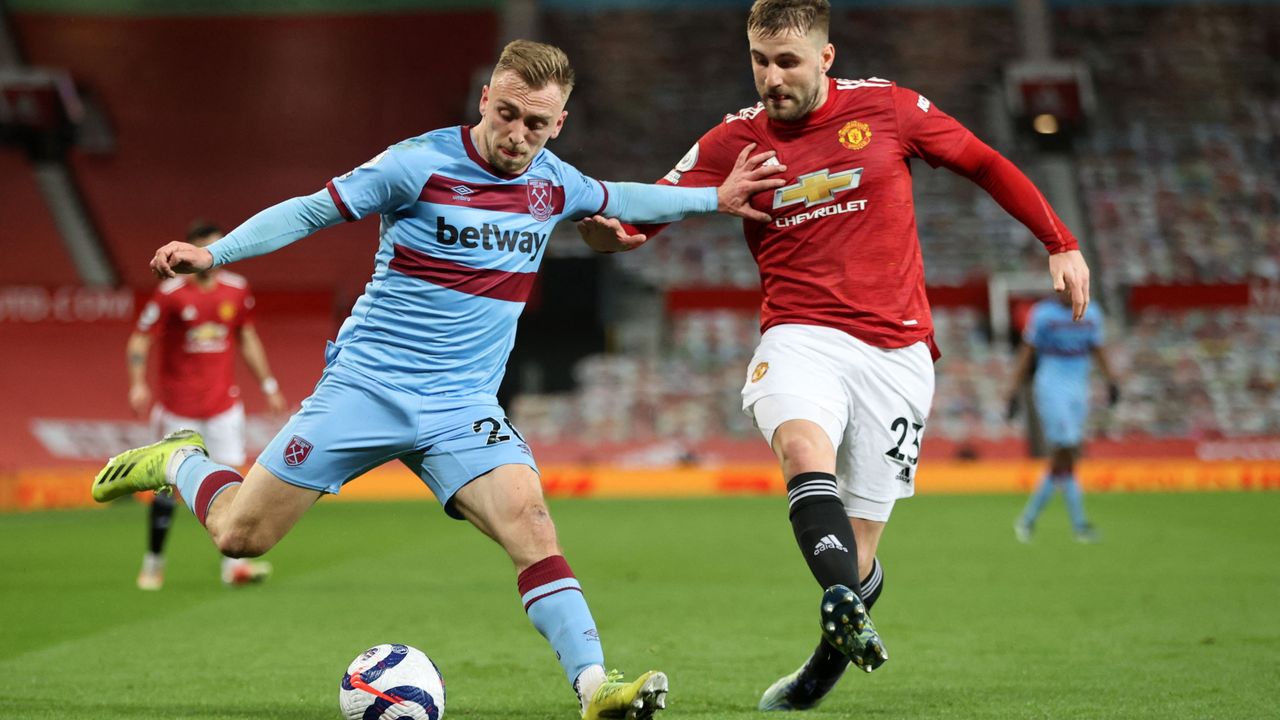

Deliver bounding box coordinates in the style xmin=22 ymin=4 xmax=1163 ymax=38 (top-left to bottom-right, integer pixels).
xmin=1005 ymin=295 xmax=1119 ymax=543
xmin=91 ymin=39 xmax=784 ymax=719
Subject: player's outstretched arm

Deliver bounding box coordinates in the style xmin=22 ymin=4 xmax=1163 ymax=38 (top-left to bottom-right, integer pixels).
xmin=920 ymin=114 xmax=1090 ymax=319
xmin=598 ymin=144 xmax=784 ymax=226
xmin=1049 ymin=249 xmax=1090 ymax=321
xmin=151 ymin=190 xmax=343 ymax=278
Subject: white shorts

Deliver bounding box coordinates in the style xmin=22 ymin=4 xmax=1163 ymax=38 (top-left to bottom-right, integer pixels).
xmin=151 ymin=402 xmax=246 ymax=467
xmin=742 ymin=324 xmax=935 ymax=522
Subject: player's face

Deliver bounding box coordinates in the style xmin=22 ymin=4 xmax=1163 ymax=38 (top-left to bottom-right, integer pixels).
xmin=475 ymin=70 xmax=568 ymax=175
xmin=748 ymin=29 xmax=835 ymax=122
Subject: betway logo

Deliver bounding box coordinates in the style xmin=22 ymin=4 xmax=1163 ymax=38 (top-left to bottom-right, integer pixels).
xmin=437 ymin=217 xmax=547 ymax=261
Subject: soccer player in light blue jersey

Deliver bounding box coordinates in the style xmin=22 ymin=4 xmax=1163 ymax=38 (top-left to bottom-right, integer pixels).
xmin=1005 ymin=295 xmax=1119 ymax=544
xmin=92 ymin=39 xmax=785 ymax=719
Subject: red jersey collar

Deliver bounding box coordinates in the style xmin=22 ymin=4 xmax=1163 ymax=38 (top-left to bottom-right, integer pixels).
xmin=460 ymin=125 xmax=524 ymax=180
xmin=768 ymin=76 xmax=839 ymax=132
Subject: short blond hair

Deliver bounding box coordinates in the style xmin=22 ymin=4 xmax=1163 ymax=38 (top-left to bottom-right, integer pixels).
xmin=492 ymin=39 xmax=576 ymax=96
xmin=747 ymin=0 xmax=830 ymax=40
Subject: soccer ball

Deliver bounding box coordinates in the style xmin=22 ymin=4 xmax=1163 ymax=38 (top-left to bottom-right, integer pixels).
xmin=339 ymin=643 xmax=446 ymax=720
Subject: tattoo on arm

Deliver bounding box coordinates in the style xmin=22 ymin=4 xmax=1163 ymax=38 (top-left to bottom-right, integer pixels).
xmin=128 ymin=351 xmax=146 ymax=367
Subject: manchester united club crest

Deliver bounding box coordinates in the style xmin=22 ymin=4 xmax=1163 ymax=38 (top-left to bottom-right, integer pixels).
xmin=751 ymin=362 xmax=769 ymax=383
xmin=283 ymin=435 xmax=313 ymax=466
xmin=527 ymin=178 xmax=554 ymax=222
xmin=838 ymin=120 xmax=872 ymax=151
xmin=217 ymin=300 xmax=237 ymax=322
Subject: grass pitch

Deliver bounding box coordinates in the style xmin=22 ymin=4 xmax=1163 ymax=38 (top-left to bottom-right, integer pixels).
xmin=1 ymin=492 xmax=1276 ymax=719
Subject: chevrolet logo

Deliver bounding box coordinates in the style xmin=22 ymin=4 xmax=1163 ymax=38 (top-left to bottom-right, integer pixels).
xmin=773 ymin=168 xmax=863 ymax=209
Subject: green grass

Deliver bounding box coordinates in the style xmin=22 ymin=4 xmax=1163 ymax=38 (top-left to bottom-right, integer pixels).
xmin=1 ymin=492 xmax=1277 ymax=719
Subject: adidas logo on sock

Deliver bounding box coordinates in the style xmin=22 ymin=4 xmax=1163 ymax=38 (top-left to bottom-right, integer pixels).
xmin=812 ymin=534 xmax=849 ymax=556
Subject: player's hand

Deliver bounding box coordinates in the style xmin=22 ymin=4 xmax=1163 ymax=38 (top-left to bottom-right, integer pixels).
xmin=151 ymin=241 xmax=214 ymax=278
xmin=576 ymin=215 xmax=648 ymax=253
xmin=266 ymin=390 xmax=288 ymax=416
xmin=128 ymin=382 xmax=152 ymax=418
xmin=1107 ymin=383 xmax=1121 ymax=407
xmin=716 ymin=143 xmax=786 ymax=223
xmin=1048 ymin=249 xmax=1090 ymax=321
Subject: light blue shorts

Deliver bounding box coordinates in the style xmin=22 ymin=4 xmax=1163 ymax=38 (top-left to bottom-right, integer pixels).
xmin=1033 ymin=385 xmax=1088 ymax=449
xmin=258 ymin=361 xmax=536 ymax=519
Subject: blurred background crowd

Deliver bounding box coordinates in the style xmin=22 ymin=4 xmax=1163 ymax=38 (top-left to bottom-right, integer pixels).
xmin=1 ymin=0 xmax=1277 ymax=475
xmin=522 ymin=1 xmax=1280 ymax=457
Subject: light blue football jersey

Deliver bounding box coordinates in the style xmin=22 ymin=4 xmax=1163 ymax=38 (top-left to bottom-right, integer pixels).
xmin=1025 ymin=298 xmax=1104 ymax=395
xmin=324 ymin=125 xmax=610 ymax=400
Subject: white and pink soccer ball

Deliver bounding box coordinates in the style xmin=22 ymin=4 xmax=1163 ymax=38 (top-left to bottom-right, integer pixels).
xmin=339 ymin=643 xmax=446 ymax=720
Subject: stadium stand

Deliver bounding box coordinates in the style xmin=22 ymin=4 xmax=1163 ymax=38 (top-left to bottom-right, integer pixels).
xmin=2 ymin=1 xmax=1277 ymax=477
xmin=11 ymin=10 xmax=498 ymax=294
xmin=0 ymin=150 xmax=79 ymax=286
xmin=1062 ymin=5 xmax=1280 ymax=291
xmin=516 ymin=2 xmax=1279 ymax=454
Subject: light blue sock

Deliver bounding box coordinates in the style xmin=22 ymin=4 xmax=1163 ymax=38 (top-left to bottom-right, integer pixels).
xmin=518 ymin=556 xmax=604 ymax=687
xmin=1060 ymin=474 xmax=1089 ymax=530
xmin=1020 ymin=473 xmax=1056 ymax=526
xmin=173 ymin=453 xmax=242 ymax=526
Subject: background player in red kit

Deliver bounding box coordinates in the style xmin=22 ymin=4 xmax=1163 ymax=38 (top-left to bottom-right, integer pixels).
xmin=127 ymin=222 xmax=287 ymax=589
xmin=578 ymin=0 xmax=1091 ymax=710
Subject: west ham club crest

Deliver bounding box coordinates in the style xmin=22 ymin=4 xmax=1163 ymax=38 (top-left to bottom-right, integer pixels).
xmin=283 ymin=435 xmax=313 ymax=466
xmin=526 ymin=178 xmax=554 ymax=222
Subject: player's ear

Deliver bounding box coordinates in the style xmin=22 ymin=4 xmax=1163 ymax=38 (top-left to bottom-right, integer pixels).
xmin=820 ymin=43 xmax=835 ymax=74
xmin=549 ymin=110 xmax=568 ymax=140
xmin=477 ymin=85 xmax=490 ymax=116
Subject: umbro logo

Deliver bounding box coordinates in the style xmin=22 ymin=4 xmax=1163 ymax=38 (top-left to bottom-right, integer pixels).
xmin=451 ymin=185 xmax=474 ymax=195
xmin=812 ymin=534 xmax=849 ymax=556
xmin=583 ymin=628 xmax=600 ymax=642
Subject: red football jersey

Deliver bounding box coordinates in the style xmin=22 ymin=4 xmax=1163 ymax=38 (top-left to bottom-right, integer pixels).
xmin=653 ymin=77 xmax=1074 ymax=356
xmin=136 ymin=272 xmax=255 ymax=418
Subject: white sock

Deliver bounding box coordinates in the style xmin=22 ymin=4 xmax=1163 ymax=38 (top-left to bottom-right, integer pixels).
xmin=164 ymin=445 xmax=207 ymax=486
xmin=575 ymin=664 xmax=607 ymax=715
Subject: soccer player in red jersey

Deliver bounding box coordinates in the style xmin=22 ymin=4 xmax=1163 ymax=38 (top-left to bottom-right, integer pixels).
xmin=127 ymin=222 xmax=287 ymax=590
xmin=578 ymin=0 xmax=1091 ymax=710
